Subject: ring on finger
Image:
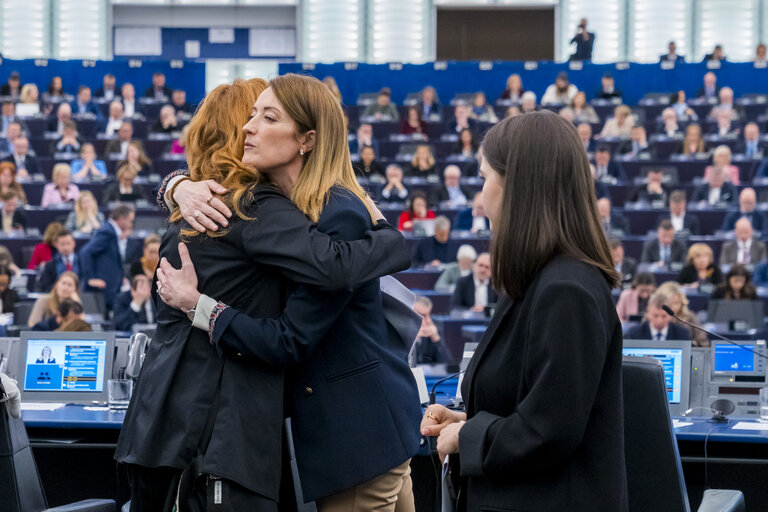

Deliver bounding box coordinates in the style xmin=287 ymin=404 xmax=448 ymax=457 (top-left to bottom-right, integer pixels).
xmin=193 ymin=209 xmax=201 ymax=219
xmin=427 ymin=412 xmax=437 ymax=421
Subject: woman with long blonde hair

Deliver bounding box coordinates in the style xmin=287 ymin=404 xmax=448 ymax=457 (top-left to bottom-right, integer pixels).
xmin=656 ymin=281 xmax=709 ymax=346
xmin=65 ymin=190 xmax=104 ymax=233
xmin=116 ymin=77 xmax=410 ymax=511
xmin=27 ymin=271 xmax=80 ymax=327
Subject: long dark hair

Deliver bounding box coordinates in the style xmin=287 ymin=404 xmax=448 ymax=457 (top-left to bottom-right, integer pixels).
xmin=719 ymin=264 xmax=757 ymax=300
xmin=482 ymin=110 xmax=620 ymax=299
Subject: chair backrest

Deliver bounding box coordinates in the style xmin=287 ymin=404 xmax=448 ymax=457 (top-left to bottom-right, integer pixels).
xmin=622 ymin=356 xmax=690 ymax=512
xmin=0 ymin=380 xmax=48 ymax=512
xmin=81 ymin=291 xmax=106 ymax=317
xmin=12 ymin=302 xmax=33 ymax=327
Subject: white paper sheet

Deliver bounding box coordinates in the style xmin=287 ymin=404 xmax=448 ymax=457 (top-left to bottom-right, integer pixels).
xmin=672 ymin=419 xmax=693 ymax=428
xmin=731 ymin=421 xmax=768 ymax=431
xmin=21 ymin=402 xmax=65 ymax=411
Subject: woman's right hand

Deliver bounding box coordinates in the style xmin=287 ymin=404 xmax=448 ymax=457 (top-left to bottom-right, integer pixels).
xmin=363 ymin=194 xmax=386 ymax=222
xmin=172 ymin=179 xmax=232 ymax=233
xmin=421 ymin=404 xmax=466 ymax=437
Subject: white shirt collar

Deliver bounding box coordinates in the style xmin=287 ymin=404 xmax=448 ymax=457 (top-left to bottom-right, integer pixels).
xmin=108 ymin=218 xmax=123 ymax=239
xmin=650 ymin=325 xmax=669 ymax=339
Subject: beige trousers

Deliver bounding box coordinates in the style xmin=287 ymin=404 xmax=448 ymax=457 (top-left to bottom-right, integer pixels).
xmin=317 ymin=459 xmax=415 ymax=512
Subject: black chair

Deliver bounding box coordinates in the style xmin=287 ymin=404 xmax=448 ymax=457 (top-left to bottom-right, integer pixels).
xmin=0 ymin=380 xmax=115 ymax=511
xmin=622 ymin=356 xmax=745 ymax=512
xmin=13 ymin=302 xmax=34 ymax=327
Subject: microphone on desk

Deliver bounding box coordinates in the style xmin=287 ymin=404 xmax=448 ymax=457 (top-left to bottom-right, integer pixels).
xmin=661 ymin=305 xmax=768 ymax=363
xmin=429 ymin=370 xmax=466 ymax=405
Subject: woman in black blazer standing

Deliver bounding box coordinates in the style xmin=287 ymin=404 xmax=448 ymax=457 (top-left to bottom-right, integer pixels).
xmin=421 ymin=110 xmax=628 ymax=511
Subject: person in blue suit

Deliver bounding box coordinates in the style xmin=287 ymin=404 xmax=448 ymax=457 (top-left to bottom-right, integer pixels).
xmin=721 ymin=188 xmax=766 ymax=233
xmin=79 ymin=205 xmax=135 ymax=311
xmin=455 ymin=192 xmax=490 ymax=231
xmin=69 ymin=86 xmax=103 ymax=120
xmin=113 ymin=274 xmax=156 ymax=332
xmin=625 ymin=293 xmax=691 ymax=341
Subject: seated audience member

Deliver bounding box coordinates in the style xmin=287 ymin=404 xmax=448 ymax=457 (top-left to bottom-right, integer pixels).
xmin=121 ymin=83 xmax=143 ymax=118
xmin=712 ymin=264 xmax=758 ymax=300
xmin=408 ymin=144 xmax=436 ymax=177
xmin=756 ymin=43 xmax=768 ymax=64
xmin=541 ymin=71 xmax=578 ymax=105
xmin=47 ymin=102 xmax=72 ymax=135
xmin=595 ymin=73 xmax=622 ymax=100
xmin=0 ymin=191 xmax=25 ymax=233
xmin=349 ymin=123 xmax=378 ymax=158
xmin=70 ymin=86 xmax=102 ymax=119
xmin=656 ymin=281 xmax=708 ymax=346
xmin=658 ymin=190 xmax=701 ymax=235
xmin=94 ymin=73 xmax=117 ymax=101
xmin=117 ymin=141 xmax=153 ymax=176
xmin=5 ymin=137 xmax=37 ymax=179
xmin=697 ymin=72 xmax=720 ymax=101
xmin=51 ymin=121 xmax=82 ymax=154
xmin=452 ymin=253 xmax=496 ymax=311
xmin=27 ymin=271 xmax=80 ymax=327
xmin=129 ymin=234 xmax=161 ymax=279
xmin=660 ymin=41 xmax=685 ymax=63
xmin=505 ymin=105 xmax=521 ymax=118
xmin=435 ymin=165 xmax=470 ymax=206
xmin=610 ymin=238 xmax=637 ymax=287
xmin=722 ymin=187 xmax=765 ymax=232
xmin=640 ymin=219 xmax=687 ymax=266
xmin=0 ymin=71 xmax=20 ymax=98
xmin=102 ymin=101 xmax=125 ymax=137
xmin=352 ymin=145 xmax=384 ymax=179
xmin=520 ymin=91 xmax=538 ymax=113
xmin=418 ymin=86 xmax=442 ymax=121
xmin=33 ymin=296 xmax=84 ymax=332
xmin=379 ymin=164 xmax=409 ymax=202
xmin=105 ymin=121 xmax=134 ymax=159
xmin=43 ymin=76 xmax=67 ymax=104
xmin=453 ymin=128 xmax=479 ymax=160
xmin=55 ymin=300 xmax=91 ymax=333
xmin=500 ymin=73 xmax=525 ymax=102
xmin=719 ymin=217 xmax=767 ymax=266
xmin=671 ymin=90 xmax=698 ymax=120
xmin=170 ymin=124 xmax=188 ymax=155
xmin=615 ymin=125 xmax=654 ymax=158
xmin=171 ymin=89 xmax=192 ymax=117
xmin=736 ymin=122 xmax=767 ymax=159
xmin=469 ymin=92 xmax=498 ymax=123
xmin=412 ymin=296 xmax=450 ymax=365
xmin=80 ymin=205 xmax=135 ymax=311
xmin=592 ymin=145 xmax=624 ymax=182
xmin=41 ymin=163 xmax=79 ymax=208
xmin=102 ymin=164 xmax=145 ymax=204
xmin=113 ymin=273 xmax=156 ymax=331
xmin=412 ymin=216 xmax=452 ymax=267
xmin=709 ymin=87 xmax=741 ymax=121
xmin=678 ymin=243 xmax=724 ymax=289
xmin=558 ymin=107 xmax=575 ymax=124
xmin=753 ymin=261 xmax=768 ymax=287
xmin=591 ymin=164 xmax=609 ymax=200
xmin=692 ymin=165 xmax=737 ymax=206
xmin=0 ymin=120 xmax=16 ymax=154
xmin=616 ymin=272 xmax=656 ymax=323
xmin=659 ymin=108 xmax=682 ymax=137
xmin=628 ymin=168 xmax=670 ymax=205
xmin=599 ymin=105 xmax=635 ymax=139
xmin=0 ymin=246 xmax=20 ymax=276
xmin=435 ymin=244 xmax=477 ymax=291
xmin=455 ymin=192 xmax=490 ymax=232
xmin=398 ymin=192 xmax=434 ymax=231
xmin=362 ymin=88 xmax=399 ymax=121
xmin=37 ymin=230 xmax=80 ymax=292
xmin=577 ymin=123 xmax=596 ymax=154
xmin=71 ymin=143 xmax=107 ymax=181
xmin=681 ymin=123 xmax=706 ymax=155
xmin=710 ymin=109 xmax=737 ymax=137
xmin=27 ymin=222 xmax=63 ymax=270
xmin=625 ymin=292 xmax=691 ymax=341
xmin=0 ymin=102 xmax=24 ymax=138
xmin=65 ymin=191 xmax=103 ymax=234
xmin=400 ymin=106 xmax=428 ymax=136
xmin=0 ymin=265 xmax=17 ymax=313
xmin=597 ymin=197 xmax=629 ymax=234
xmin=704 ymin=44 xmax=726 ymax=63
xmin=17 ymin=84 xmax=41 ymax=117
xmin=0 ymin=161 xmax=27 ymax=203
xmin=570 ymin=92 xmax=599 ymax=124
xmin=152 ymin=105 xmax=179 ymax=134
xmin=145 ymin=72 xmax=173 ymax=100
xmin=448 ymin=103 xmax=479 ymax=135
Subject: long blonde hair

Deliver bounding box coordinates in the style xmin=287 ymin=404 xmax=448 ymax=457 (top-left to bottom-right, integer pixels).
xmin=47 ymin=271 xmax=80 ymax=317
xmin=74 ymin=191 xmax=100 ymax=230
xmin=270 ymin=74 xmax=372 ymax=223
xmin=171 ymin=78 xmax=269 ymax=237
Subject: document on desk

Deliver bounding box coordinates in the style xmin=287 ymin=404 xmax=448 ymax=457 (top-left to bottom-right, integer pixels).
xmin=731 ymin=421 xmax=768 ymax=431
xmin=21 ymin=402 xmax=66 ymax=411
xmin=672 ymin=419 xmax=693 ymax=428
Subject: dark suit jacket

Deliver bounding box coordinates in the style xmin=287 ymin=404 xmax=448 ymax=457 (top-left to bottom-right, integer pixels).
xmin=570 ymin=32 xmax=595 ymax=61
xmin=640 ymin=238 xmax=687 ymax=265
xmin=112 ymin=290 xmax=156 ymax=331
xmin=455 ymin=208 xmax=490 ymax=231
xmin=79 ymin=222 xmax=124 ymax=309
xmin=592 ymin=160 xmax=625 ymax=181
xmin=618 ymin=257 xmax=638 ymax=286
xmin=696 ymin=86 xmax=721 ymax=99
xmin=656 ymin=212 xmax=702 ymax=235
xmin=677 ymin=263 xmax=724 ymax=286
xmin=614 ymin=140 xmax=656 ymax=159
xmin=625 ymin=321 xmax=690 ymax=341
xmin=413 ymin=236 xmax=451 ymax=266
xmin=1 ymin=210 xmax=26 ymax=231
xmin=721 ymin=210 xmax=767 ymax=232
xmin=93 ymin=87 xmax=118 ymax=99
xmin=719 ymin=239 xmax=768 ymax=266
xmin=69 ymin=100 xmax=102 ymax=119
xmin=37 ymin=253 xmax=81 ymax=293
xmin=144 ymin=85 xmax=173 ymax=99
xmin=627 ymin=184 xmax=671 ymax=205
xmin=659 ymin=54 xmax=685 ymax=63
xmin=733 ymin=140 xmax=768 ymax=158
xmin=594 ymin=181 xmax=610 ymax=200
xmin=448 ymin=118 xmax=479 ymax=135
xmin=691 ymin=182 xmax=738 ymax=206
xmin=0 ymin=84 xmax=18 ymax=96
xmin=102 ymin=183 xmax=146 ymax=204
xmin=453 ymin=274 xmax=498 ymax=309
xmin=433 ymin=185 xmax=472 ymax=204
xmin=2 ymin=155 xmax=39 ymax=175
xmin=605 ymin=214 xmax=629 ymax=234
xmin=595 ymin=88 xmax=622 ymax=100
xmin=458 ymin=255 xmax=627 ymax=511
xmin=115 ymin=184 xmax=412 ymax=501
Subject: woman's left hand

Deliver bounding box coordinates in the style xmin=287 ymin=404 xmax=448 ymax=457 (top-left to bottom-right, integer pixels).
xmin=437 ymin=421 xmax=465 ymax=463
xmin=156 ymin=242 xmax=201 ymax=312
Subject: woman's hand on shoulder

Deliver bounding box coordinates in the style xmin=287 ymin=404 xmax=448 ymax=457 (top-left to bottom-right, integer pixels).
xmin=363 ymin=194 xmax=386 ymax=222
xmin=421 ymin=404 xmax=466 ymax=437
xmin=173 ymin=179 xmax=232 ymax=233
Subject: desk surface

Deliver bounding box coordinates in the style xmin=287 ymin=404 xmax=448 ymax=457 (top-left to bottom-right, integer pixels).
xmin=22 ymin=404 xmax=125 ymax=429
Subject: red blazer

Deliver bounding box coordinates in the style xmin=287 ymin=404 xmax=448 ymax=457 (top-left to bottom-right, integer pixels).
xmin=27 ymin=243 xmax=53 ymax=269
xmin=398 ymin=210 xmax=435 ymax=231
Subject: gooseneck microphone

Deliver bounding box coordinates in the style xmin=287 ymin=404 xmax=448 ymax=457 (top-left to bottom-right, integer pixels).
xmin=661 ymin=305 xmax=768 ymax=363
xmin=429 ymin=370 xmax=466 ymax=405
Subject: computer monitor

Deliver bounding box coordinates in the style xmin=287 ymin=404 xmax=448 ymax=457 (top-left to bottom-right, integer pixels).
xmin=711 ymin=341 xmax=766 ymax=377
xmin=13 ymin=331 xmax=115 ymax=403
xmin=455 ymin=342 xmax=478 ymax=403
xmin=707 ymin=300 xmax=764 ymax=330
xmin=622 ymin=339 xmax=691 ymax=416
xmin=0 ymin=337 xmax=17 ymax=377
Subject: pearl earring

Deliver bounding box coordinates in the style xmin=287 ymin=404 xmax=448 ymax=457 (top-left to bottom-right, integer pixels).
xmin=300 ymin=148 xmax=305 ymax=155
